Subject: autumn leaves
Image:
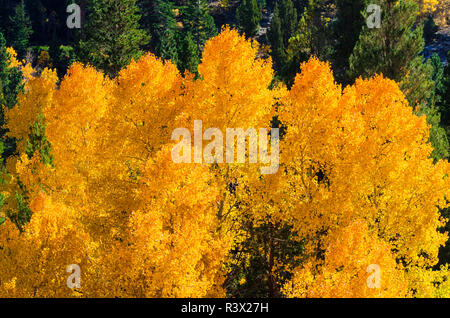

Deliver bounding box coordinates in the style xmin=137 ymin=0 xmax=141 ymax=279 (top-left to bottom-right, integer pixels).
xmin=0 ymin=27 xmax=449 ymax=297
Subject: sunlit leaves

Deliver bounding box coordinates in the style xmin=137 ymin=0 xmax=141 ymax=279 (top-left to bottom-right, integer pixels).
xmin=0 ymin=29 xmax=449 ymax=298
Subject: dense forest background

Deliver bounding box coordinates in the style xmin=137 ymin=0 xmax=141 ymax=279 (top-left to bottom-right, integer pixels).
xmin=0 ymin=0 xmax=449 ymax=297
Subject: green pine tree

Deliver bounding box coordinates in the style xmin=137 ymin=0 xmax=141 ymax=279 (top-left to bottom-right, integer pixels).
xmin=140 ymin=0 xmax=179 ymax=63
xmin=182 ymin=0 xmax=217 ymax=53
xmin=349 ymin=0 xmax=433 ymax=106
xmin=9 ymin=0 xmax=33 ymax=59
xmin=429 ymin=54 xmax=445 ymax=110
xmin=0 ymin=32 xmax=23 ymax=160
xmin=267 ymin=3 xmax=286 ymax=74
xmin=267 ymin=0 xmax=298 ymax=80
xmin=283 ymin=0 xmax=331 ymax=86
xmin=332 ymin=0 xmax=369 ymax=84
xmin=236 ymin=0 xmax=262 ymax=38
xmin=79 ymin=0 xmax=150 ymax=77
xmin=25 ymin=113 xmax=54 ymax=166
xmin=278 ymin=0 xmax=297 ymax=46
xmin=418 ymin=54 xmax=449 ymax=162
xmin=5 ymin=192 xmax=32 ymax=232
xmin=177 ymin=31 xmax=200 ymax=75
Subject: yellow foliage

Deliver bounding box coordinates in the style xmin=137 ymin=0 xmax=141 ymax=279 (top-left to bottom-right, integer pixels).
xmin=5 ymin=47 xmax=34 ymax=82
xmin=85 ymin=146 xmax=233 ymax=297
xmin=283 ymin=219 xmax=410 ymax=298
xmin=419 ymin=0 xmax=440 ymax=13
xmin=240 ymin=57 xmax=450 ymax=297
xmin=6 ymin=47 xmax=21 ymax=68
xmin=184 ymin=27 xmax=275 ymax=131
xmin=0 ymin=30 xmax=449 ymax=298
xmin=277 ymin=58 xmax=449 ymax=267
xmin=0 ymin=194 xmax=91 ymax=297
xmin=4 ymin=68 xmax=57 ymax=154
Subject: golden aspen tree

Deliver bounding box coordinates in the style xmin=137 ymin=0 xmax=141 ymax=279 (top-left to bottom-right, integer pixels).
xmin=0 ymin=68 xmax=56 ymax=229
xmin=276 ymin=58 xmax=450 ymax=296
xmin=283 ymin=219 xmax=410 ymax=298
xmin=0 ymin=192 xmax=91 ymax=297
xmin=6 ymin=47 xmax=21 ymax=69
xmin=4 ymin=68 xmax=57 ymax=155
xmin=0 ymin=30 xmax=449 ymax=298
xmin=85 ymin=145 xmax=233 ymax=297
xmin=183 ymin=27 xmax=274 ymax=131
xmin=180 ymin=26 xmax=278 ymax=220
xmin=6 ymin=47 xmax=34 ymax=81
xmin=0 ymin=33 xmax=246 ymax=297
